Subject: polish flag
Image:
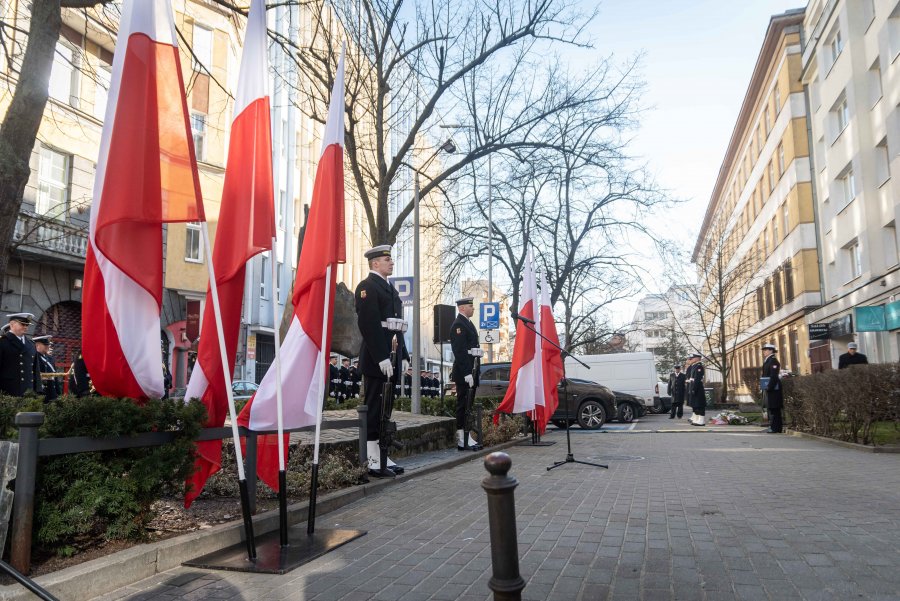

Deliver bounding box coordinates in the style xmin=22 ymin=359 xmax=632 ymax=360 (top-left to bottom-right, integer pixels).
xmin=82 ymin=0 xmax=204 ymax=400
xmin=238 ymin=53 xmax=346 ymax=492
xmin=535 ymin=272 xmax=564 ymax=434
xmin=495 ymin=250 xmax=539 ymax=421
xmin=184 ymin=0 xmax=275 ymax=508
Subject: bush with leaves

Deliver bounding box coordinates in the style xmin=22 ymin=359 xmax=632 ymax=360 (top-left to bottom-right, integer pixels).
xmin=12 ymin=395 xmax=207 ymax=557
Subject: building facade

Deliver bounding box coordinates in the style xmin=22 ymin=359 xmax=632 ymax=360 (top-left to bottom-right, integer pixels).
xmin=693 ymin=10 xmax=821 ymax=402
xmin=801 ymin=0 xmax=900 ymax=368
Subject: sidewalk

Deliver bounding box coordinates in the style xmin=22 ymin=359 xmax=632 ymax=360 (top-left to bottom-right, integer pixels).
xmin=91 ymin=413 xmax=900 ymax=601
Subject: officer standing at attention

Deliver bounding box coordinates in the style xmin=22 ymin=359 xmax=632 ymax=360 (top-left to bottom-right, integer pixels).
xmin=339 ymin=357 xmax=352 ymax=402
xmin=349 ymin=359 xmax=361 ymax=398
xmin=687 ymin=353 xmax=707 ymax=426
xmin=838 ymin=342 xmax=869 ymax=369
xmin=0 ymin=313 xmax=42 ymax=396
xmin=667 ymin=364 xmax=686 ymax=419
xmin=761 ymin=343 xmax=783 ymax=433
xmin=33 ymin=335 xmax=61 ymax=402
xmin=450 ymin=297 xmax=483 ymax=450
xmin=328 ymin=353 xmax=341 ymax=402
xmin=355 ymin=245 xmax=409 ymax=477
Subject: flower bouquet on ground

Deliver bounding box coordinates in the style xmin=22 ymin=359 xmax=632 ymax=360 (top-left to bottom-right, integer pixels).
xmin=709 ymin=411 xmax=749 ymax=425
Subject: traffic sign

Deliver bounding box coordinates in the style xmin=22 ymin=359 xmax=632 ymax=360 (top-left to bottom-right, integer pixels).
xmin=479 ymin=329 xmax=499 ymax=345
xmin=388 ymin=276 xmax=414 ymax=306
xmin=480 ymin=302 xmax=500 ymax=329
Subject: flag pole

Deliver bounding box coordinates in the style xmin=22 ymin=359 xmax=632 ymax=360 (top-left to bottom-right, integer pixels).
xmin=269 ymin=237 xmax=288 ymax=546
xmin=200 ymin=222 xmax=256 ymax=561
xmin=308 ymin=263 xmax=332 ymax=535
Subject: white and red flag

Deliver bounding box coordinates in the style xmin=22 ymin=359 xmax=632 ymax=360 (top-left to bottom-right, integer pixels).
xmin=82 ymin=0 xmax=204 ymax=400
xmin=535 ymin=272 xmax=564 ymax=434
xmin=238 ymin=53 xmax=346 ymax=492
xmin=184 ymin=0 xmax=275 ymax=508
xmin=495 ymin=250 xmax=540 ymax=422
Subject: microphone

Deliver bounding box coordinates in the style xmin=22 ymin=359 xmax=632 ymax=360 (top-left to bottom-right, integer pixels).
xmin=512 ymin=312 xmax=536 ymax=324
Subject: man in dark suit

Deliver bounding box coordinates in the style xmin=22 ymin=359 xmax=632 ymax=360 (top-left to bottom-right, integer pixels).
xmin=355 ymin=245 xmax=409 ymax=477
xmin=667 ymin=364 xmax=686 ymax=419
xmin=450 ymin=297 xmax=483 ymax=450
xmin=761 ymin=343 xmax=783 ymax=433
xmin=687 ymin=353 xmax=706 ymax=426
xmin=34 ymin=335 xmax=61 ymax=402
xmin=838 ymin=342 xmax=868 ymax=369
xmin=0 ymin=313 xmax=42 ymax=397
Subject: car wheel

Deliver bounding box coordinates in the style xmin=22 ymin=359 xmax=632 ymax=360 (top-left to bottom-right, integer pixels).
xmin=577 ymin=400 xmax=606 ymax=430
xmin=617 ymin=402 xmax=635 ymax=423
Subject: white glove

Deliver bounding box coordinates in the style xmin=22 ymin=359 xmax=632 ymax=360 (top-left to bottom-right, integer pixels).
xmin=464 ymin=374 xmax=474 ymax=386
xmin=402 ymin=359 xmax=410 ymax=373
xmin=378 ymin=358 xmax=393 ymax=379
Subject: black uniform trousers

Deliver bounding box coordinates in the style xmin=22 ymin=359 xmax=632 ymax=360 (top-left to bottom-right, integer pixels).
xmin=669 ymin=395 xmax=684 ymax=418
xmin=455 ymin=378 xmax=472 ymax=429
xmin=768 ymin=404 xmax=783 ymax=433
xmin=364 ymin=374 xmax=390 ymax=441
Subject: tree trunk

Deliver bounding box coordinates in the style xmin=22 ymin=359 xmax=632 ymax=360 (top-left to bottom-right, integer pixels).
xmin=0 ymin=0 xmax=64 ymax=304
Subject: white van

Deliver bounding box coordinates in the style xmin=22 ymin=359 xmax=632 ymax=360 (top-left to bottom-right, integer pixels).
xmin=564 ymin=352 xmax=657 ymax=409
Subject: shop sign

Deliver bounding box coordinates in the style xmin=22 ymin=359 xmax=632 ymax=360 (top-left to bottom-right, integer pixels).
xmin=885 ymin=300 xmax=900 ymax=330
xmin=808 ymin=323 xmax=829 ymax=340
xmin=829 ymin=314 xmax=853 ymax=338
xmin=855 ymin=306 xmax=886 ymax=332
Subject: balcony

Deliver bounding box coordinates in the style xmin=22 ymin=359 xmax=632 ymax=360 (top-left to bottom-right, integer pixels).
xmin=12 ymin=211 xmax=88 ymax=266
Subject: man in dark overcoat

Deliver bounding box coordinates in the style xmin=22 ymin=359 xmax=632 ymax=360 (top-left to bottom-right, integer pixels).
xmin=761 ymin=343 xmax=783 ymax=433
xmin=687 ymin=353 xmax=706 ymax=426
xmin=668 ymin=364 xmax=686 ymax=419
xmin=355 ymin=245 xmax=409 ymax=477
xmin=0 ymin=313 xmax=42 ymax=397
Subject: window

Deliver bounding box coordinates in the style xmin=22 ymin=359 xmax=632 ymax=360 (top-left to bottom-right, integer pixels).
xmin=37 ymin=146 xmax=70 ymax=219
xmin=774 ymin=267 xmax=783 ymax=309
xmin=833 ymin=95 xmax=849 ymax=138
xmin=784 ymin=259 xmax=794 ymax=300
xmin=275 ymin=261 xmax=283 ymax=298
xmin=773 ymin=215 xmax=779 ymax=243
xmin=891 ymin=8 xmax=900 ymax=61
xmin=789 ymin=329 xmax=799 ymax=373
xmin=783 ymin=202 xmax=790 ymax=234
xmin=828 ymin=28 xmax=844 ymax=66
xmin=278 ymin=190 xmax=286 ymax=229
xmin=191 ymin=113 xmax=206 ymax=162
xmin=260 ymin=254 xmax=269 ymax=299
xmin=93 ymin=65 xmax=111 ymax=120
xmin=756 ymin=288 xmax=765 ymax=320
xmin=48 ymin=41 xmax=79 ymax=107
xmin=839 ymin=167 xmax=857 ymax=207
xmin=768 ymin=161 xmax=776 ymax=192
xmin=764 ymin=108 xmax=771 ymax=135
xmin=845 ymin=241 xmax=862 ymax=280
xmin=774 ymin=85 xmax=782 ymax=113
xmin=185 ymin=222 xmax=202 ymax=262
xmin=777 ymin=143 xmax=785 ymax=175
xmin=764 ymin=279 xmax=773 ymax=316
xmin=885 ymin=224 xmax=899 ymax=268
xmin=868 ymin=60 xmax=883 ymax=108
xmin=191 ymin=24 xmax=212 ymax=71
xmin=875 ymin=137 xmax=890 ymax=186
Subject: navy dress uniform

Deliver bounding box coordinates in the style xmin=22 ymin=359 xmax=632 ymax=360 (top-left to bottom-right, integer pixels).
xmin=328 ymin=354 xmax=341 ymax=400
xmin=349 ymin=360 xmax=361 ymax=397
xmin=355 ymin=245 xmax=409 ymax=476
xmin=69 ymin=349 xmax=92 ymax=397
xmin=450 ymin=297 xmax=483 ymax=450
xmin=34 ymin=335 xmax=61 ymax=402
xmin=761 ymin=343 xmax=783 ymax=433
xmin=339 ymin=358 xmax=352 ymax=401
xmin=0 ymin=313 xmax=42 ymax=397
xmin=687 ymin=353 xmax=707 ymax=426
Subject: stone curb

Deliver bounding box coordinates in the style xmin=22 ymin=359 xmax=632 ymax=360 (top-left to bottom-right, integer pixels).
xmin=0 ymin=437 xmax=524 ymax=601
xmin=784 ymin=429 xmax=900 ymax=453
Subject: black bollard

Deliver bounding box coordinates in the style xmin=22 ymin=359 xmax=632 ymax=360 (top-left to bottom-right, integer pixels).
xmin=482 ymin=452 xmax=525 ymax=601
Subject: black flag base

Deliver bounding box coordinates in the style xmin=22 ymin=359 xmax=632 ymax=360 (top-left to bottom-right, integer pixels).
xmin=518 ymin=415 xmax=556 ymax=446
xmin=183 ymin=526 xmax=366 ymax=574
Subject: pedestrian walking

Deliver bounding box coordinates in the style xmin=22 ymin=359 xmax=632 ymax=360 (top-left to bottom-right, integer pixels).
xmin=450 ymin=297 xmax=483 ymax=450
xmin=761 ymin=343 xmax=783 ymax=433
xmin=33 ymin=335 xmax=61 ymax=402
xmin=687 ymin=353 xmax=706 ymax=426
xmin=668 ymin=364 xmax=686 ymax=419
xmin=355 ymin=245 xmax=408 ymax=477
xmin=838 ymin=342 xmax=868 ymax=369
xmin=0 ymin=313 xmax=42 ymax=397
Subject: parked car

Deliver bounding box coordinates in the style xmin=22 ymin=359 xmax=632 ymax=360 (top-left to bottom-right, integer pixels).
xmin=171 ymin=380 xmax=259 ymax=401
xmin=652 ymin=380 xmax=673 ymax=414
xmin=477 ymin=363 xmax=616 ymax=430
xmin=611 ymin=390 xmax=646 ymax=423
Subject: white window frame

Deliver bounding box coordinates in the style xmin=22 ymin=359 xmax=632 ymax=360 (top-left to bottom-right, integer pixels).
xmin=191 ymin=23 xmax=213 ymax=72
xmin=260 ymin=254 xmax=270 ymax=300
xmin=37 ymin=146 xmax=70 ymax=220
xmin=93 ymin=64 xmax=112 ymax=121
xmin=868 ymin=60 xmax=883 ymax=109
xmin=828 ymin=27 xmax=843 ymax=68
xmin=777 ymin=143 xmax=785 ymax=175
xmin=875 ymin=138 xmax=890 ymax=187
xmin=832 ymin=95 xmax=849 ymax=141
xmin=774 ymin=85 xmax=781 ymax=113
xmin=48 ymin=41 xmax=80 ymax=107
xmin=884 ymin=224 xmax=899 ymax=268
xmin=783 ymin=202 xmax=789 ymax=234
xmin=185 ymin=221 xmax=202 ymax=263
xmin=838 ymin=167 xmax=857 ymax=208
xmin=191 ymin=113 xmax=207 ymax=162
xmin=846 ymin=242 xmax=862 ymax=281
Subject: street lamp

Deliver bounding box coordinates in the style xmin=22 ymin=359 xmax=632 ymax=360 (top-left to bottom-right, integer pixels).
xmin=440 ymin=124 xmax=493 ymax=362
xmin=412 ymin=138 xmax=456 ymax=414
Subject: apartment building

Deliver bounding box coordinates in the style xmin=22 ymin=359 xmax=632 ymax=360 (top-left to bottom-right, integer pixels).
xmin=693 ymin=9 xmax=821 ymax=402
xmin=627 ymin=288 xmax=702 ymax=357
xmin=801 ymin=0 xmax=900 ymax=368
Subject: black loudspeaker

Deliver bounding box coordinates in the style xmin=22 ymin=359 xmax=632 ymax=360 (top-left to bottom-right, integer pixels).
xmin=433 ymin=304 xmax=456 ymax=343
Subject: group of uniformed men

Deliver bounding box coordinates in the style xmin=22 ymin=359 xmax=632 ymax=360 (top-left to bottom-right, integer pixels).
xmin=0 ymin=312 xmax=66 ymax=401
xmin=328 ymin=355 xmax=361 ymax=402
xmin=399 ymin=368 xmax=442 ymax=398
xmin=666 ymin=352 xmax=707 ymax=425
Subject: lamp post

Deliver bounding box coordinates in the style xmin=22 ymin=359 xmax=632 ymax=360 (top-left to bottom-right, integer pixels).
xmin=412 ymin=139 xmax=456 ymax=414
xmin=440 ymin=124 xmax=494 ymax=362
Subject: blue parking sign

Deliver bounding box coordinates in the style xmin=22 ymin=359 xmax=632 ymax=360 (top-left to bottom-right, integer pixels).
xmin=388 ymin=277 xmax=414 ymax=306
xmin=480 ymin=302 xmax=499 ymax=329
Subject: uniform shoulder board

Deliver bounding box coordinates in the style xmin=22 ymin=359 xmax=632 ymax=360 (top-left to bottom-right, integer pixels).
xmin=456 ymin=328 xmax=461 ymax=334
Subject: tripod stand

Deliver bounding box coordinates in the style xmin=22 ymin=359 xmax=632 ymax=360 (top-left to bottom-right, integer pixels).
xmin=515 ymin=318 xmax=607 ymax=471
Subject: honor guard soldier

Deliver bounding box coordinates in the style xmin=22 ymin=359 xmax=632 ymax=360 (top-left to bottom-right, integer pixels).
xmin=421 ymin=369 xmax=432 ymax=398
xmin=432 ymin=370 xmax=441 ymax=398
xmin=0 ymin=313 xmax=42 ymax=397
xmin=349 ymin=359 xmax=361 ymax=398
xmin=68 ymin=349 xmax=92 ymax=397
xmin=686 ymin=353 xmax=707 ymax=426
xmin=339 ymin=357 xmax=352 ymax=401
xmin=34 ymin=335 xmax=61 ymax=402
xmin=329 ymin=353 xmax=341 ymax=401
xmin=761 ymin=343 xmax=783 ymax=433
xmin=450 ymin=297 xmax=483 ymax=450
xmin=355 ymin=245 xmax=409 ymax=477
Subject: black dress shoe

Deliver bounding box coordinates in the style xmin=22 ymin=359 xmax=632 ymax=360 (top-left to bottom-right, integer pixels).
xmin=766 ymin=430 xmax=781 ymax=434
xmin=668 ymin=416 xmax=675 ymax=419
xmin=368 ymin=467 xmax=396 ymax=479
xmin=469 ymin=443 xmax=483 ymax=451
xmin=388 ymin=464 xmax=405 ymax=474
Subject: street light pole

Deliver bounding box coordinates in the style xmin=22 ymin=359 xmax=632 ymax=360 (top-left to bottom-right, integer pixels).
xmin=487 ymin=152 xmax=493 ymax=363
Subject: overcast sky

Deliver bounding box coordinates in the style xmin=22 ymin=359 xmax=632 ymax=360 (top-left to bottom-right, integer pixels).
xmin=584 ymin=0 xmax=804 ymax=325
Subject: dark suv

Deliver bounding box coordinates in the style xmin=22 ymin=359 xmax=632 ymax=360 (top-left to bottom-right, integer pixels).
xmin=477 ymin=363 xmax=617 ymax=429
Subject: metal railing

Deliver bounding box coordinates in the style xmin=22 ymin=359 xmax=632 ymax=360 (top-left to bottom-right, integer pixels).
xmin=12 ymin=211 xmax=88 ymax=258
xmin=8 ymin=407 xmax=368 ymax=575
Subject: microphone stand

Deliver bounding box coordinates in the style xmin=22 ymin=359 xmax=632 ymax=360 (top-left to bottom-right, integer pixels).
xmin=512 ymin=315 xmax=607 ymax=471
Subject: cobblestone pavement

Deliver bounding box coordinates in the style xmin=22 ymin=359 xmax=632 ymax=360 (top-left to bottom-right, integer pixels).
xmin=92 ymin=414 xmax=900 ymax=601
xmin=287 ymin=410 xmax=453 ymax=445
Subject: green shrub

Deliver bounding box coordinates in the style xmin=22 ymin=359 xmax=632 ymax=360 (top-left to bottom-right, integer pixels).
xmin=3 ymin=395 xmax=208 ymax=557
xmin=0 ymin=394 xmax=44 ymax=439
